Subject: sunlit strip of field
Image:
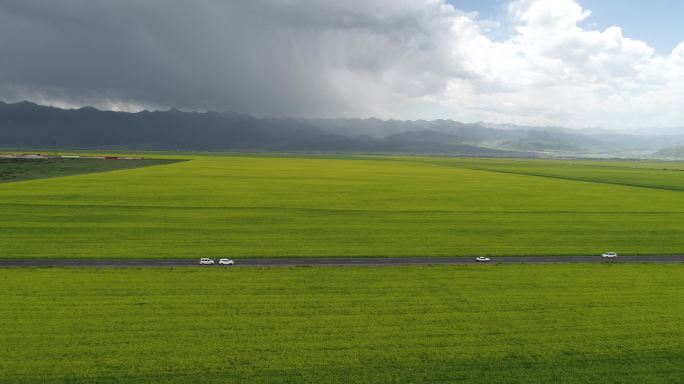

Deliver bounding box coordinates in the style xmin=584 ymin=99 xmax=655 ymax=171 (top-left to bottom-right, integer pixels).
xmin=1 ymin=155 xmax=684 ymax=257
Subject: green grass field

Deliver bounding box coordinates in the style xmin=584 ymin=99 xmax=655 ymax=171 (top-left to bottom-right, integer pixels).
xmin=0 ymin=264 xmax=681 ymax=383
xmin=1 ymin=154 xmax=684 ymax=257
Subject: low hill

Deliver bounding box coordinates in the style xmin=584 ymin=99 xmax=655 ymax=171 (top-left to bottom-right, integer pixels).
xmin=0 ymin=101 xmax=523 ymax=156
xmin=653 ymin=146 xmax=684 ymax=158
xmin=2 ymin=100 xmax=683 ymax=156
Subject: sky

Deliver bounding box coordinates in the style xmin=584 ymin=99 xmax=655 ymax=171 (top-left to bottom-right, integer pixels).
xmin=1 ymin=0 xmax=683 ymax=130
xmin=449 ymin=0 xmax=684 ymax=53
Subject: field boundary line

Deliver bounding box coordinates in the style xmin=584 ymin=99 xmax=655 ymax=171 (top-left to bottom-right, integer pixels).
xmin=2 ymin=201 xmax=684 ymax=214
xmin=442 ymin=165 xmax=684 ymax=193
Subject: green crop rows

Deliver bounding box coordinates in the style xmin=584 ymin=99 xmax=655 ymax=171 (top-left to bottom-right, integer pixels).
xmin=0 ymin=265 xmax=681 ymax=383
xmin=1 ymin=155 xmax=684 ymax=257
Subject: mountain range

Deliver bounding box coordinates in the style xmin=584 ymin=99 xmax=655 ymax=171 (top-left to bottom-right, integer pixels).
xmin=1 ymin=101 xmax=683 ymax=158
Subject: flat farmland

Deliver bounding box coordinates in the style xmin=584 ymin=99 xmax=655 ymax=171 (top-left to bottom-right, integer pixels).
xmin=1 ymin=155 xmax=684 ymax=257
xmin=0 ymin=264 xmax=682 ymax=383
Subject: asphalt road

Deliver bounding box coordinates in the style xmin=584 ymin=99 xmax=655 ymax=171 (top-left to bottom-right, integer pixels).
xmin=0 ymin=255 xmax=682 ymax=268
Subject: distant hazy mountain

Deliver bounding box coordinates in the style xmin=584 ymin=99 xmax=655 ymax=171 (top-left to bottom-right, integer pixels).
xmin=0 ymin=101 xmax=520 ymax=156
xmin=1 ymin=101 xmax=681 ymax=157
xmin=303 ymin=116 xmax=684 ymax=154
xmin=653 ymin=146 xmax=684 ymax=159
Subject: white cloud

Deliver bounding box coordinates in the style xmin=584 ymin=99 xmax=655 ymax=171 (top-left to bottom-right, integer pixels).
xmin=0 ymin=0 xmax=683 ymax=130
xmin=433 ymin=0 xmax=684 ymax=129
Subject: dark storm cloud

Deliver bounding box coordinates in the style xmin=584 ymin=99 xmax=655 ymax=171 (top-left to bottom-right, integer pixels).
xmin=0 ymin=0 xmax=467 ymax=116
xmin=2 ymin=0 xmax=681 ymax=129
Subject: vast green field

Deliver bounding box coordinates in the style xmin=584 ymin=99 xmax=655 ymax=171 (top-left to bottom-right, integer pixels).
xmin=0 ymin=264 xmax=681 ymax=383
xmin=1 ymin=154 xmax=684 ymax=257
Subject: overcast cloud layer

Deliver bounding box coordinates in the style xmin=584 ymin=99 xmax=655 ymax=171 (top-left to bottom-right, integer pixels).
xmin=1 ymin=0 xmax=683 ymax=129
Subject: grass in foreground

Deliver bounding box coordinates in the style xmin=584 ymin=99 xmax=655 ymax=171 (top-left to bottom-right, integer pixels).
xmin=0 ymin=264 xmax=682 ymax=383
xmin=1 ymin=155 xmax=684 ymax=257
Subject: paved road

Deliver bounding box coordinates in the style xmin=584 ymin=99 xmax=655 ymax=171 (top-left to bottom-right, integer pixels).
xmin=0 ymin=255 xmax=681 ymax=268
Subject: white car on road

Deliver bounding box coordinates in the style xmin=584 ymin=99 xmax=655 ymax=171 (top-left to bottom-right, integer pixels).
xmin=475 ymin=257 xmax=491 ymax=262
xmin=601 ymin=252 xmax=618 ymax=259
xmin=219 ymin=258 xmax=234 ymax=265
xmin=199 ymin=258 xmax=215 ymax=265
